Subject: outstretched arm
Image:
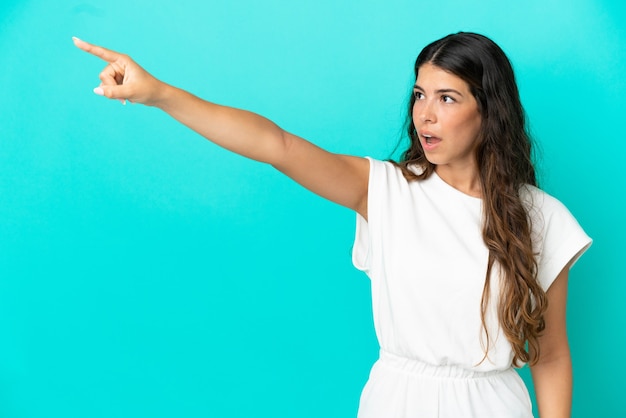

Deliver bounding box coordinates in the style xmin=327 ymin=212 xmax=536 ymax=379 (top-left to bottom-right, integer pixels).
xmin=530 ymin=265 xmax=573 ymax=418
xmin=72 ymin=38 xmax=370 ymax=218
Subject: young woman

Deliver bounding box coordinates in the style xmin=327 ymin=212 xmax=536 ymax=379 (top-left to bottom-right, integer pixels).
xmin=73 ymin=32 xmax=591 ymax=417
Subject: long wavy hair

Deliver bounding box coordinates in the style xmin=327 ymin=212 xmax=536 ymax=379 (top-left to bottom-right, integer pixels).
xmin=396 ymin=32 xmax=546 ymax=366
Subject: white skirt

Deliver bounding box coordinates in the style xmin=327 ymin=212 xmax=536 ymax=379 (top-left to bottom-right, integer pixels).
xmin=357 ymin=350 xmax=533 ymax=418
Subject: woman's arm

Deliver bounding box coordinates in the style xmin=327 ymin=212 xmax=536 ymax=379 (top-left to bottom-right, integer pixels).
xmin=530 ymin=265 xmax=573 ymax=418
xmin=72 ymin=38 xmax=370 ymax=218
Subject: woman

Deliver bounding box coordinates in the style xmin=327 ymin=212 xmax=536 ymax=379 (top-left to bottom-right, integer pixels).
xmin=73 ymin=32 xmax=591 ymax=417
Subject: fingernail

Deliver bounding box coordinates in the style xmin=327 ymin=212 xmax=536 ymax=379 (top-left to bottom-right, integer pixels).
xmin=93 ymin=87 xmax=104 ymax=96
xmin=119 ymin=99 xmax=127 ymax=105
xmin=72 ymin=36 xmax=81 ymax=42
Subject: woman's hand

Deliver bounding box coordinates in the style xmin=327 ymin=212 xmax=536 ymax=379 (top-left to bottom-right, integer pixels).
xmin=72 ymin=37 xmax=164 ymax=106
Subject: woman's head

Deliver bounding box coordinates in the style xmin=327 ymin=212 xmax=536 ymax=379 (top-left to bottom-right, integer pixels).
xmin=412 ymin=62 xmax=483 ymax=176
xmin=403 ymin=32 xmax=536 ymax=188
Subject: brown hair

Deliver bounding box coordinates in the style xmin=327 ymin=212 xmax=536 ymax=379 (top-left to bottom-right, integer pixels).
xmin=396 ymin=32 xmax=546 ymax=366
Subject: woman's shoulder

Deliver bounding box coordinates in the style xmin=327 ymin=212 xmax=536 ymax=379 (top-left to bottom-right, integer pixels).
xmin=365 ymin=157 xmax=426 ymax=177
xmin=364 ymin=158 xmax=433 ymax=204
xmin=519 ymin=184 xmax=570 ymax=216
xmin=520 ymin=185 xmax=587 ymax=242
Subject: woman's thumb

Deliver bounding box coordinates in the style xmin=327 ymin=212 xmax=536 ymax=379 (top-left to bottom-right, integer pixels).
xmin=93 ymin=86 xmax=129 ymax=104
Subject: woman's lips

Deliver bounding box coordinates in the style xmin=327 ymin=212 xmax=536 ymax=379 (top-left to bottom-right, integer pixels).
xmin=421 ymin=133 xmax=441 ymax=150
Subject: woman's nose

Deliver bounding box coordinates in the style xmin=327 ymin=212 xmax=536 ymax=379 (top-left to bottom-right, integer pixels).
xmin=416 ymin=101 xmax=436 ymax=123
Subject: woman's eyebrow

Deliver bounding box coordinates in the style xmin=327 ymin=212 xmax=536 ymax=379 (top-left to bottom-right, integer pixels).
xmin=413 ymin=84 xmax=464 ymax=96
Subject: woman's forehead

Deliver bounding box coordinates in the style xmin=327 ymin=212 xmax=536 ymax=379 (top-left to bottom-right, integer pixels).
xmin=415 ymin=63 xmax=472 ymax=94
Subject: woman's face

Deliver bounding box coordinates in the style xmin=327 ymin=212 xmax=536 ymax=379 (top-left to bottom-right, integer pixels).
xmin=412 ymin=63 xmax=482 ymax=174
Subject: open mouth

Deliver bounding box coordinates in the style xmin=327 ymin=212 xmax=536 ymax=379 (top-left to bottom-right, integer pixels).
xmin=422 ymin=134 xmax=441 ymax=146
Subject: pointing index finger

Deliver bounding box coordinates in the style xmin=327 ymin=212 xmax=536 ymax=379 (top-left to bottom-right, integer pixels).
xmin=72 ymin=37 xmax=122 ymax=63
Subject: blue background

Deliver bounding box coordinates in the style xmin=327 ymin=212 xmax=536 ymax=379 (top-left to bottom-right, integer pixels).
xmin=1 ymin=0 xmax=623 ymax=417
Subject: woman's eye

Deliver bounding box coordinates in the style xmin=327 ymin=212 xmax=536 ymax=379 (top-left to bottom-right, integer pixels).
xmin=442 ymin=95 xmax=455 ymax=103
xmin=414 ymin=91 xmax=424 ymax=100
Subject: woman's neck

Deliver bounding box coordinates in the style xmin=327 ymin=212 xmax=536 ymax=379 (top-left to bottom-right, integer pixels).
xmin=434 ymin=164 xmax=482 ymax=198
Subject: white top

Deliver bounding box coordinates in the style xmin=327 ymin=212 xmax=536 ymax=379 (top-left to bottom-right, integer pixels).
xmin=353 ymin=158 xmax=592 ymax=372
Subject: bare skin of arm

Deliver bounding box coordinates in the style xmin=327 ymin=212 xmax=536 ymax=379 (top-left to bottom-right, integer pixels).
xmin=530 ymin=265 xmax=573 ymax=417
xmin=72 ymin=38 xmax=370 ymax=219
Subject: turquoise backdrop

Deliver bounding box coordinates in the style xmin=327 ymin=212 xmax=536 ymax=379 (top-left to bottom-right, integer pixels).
xmin=1 ymin=0 xmax=623 ymax=417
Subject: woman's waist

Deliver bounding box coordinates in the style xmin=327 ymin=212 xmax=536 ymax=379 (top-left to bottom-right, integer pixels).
xmin=377 ymin=349 xmax=514 ymax=379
